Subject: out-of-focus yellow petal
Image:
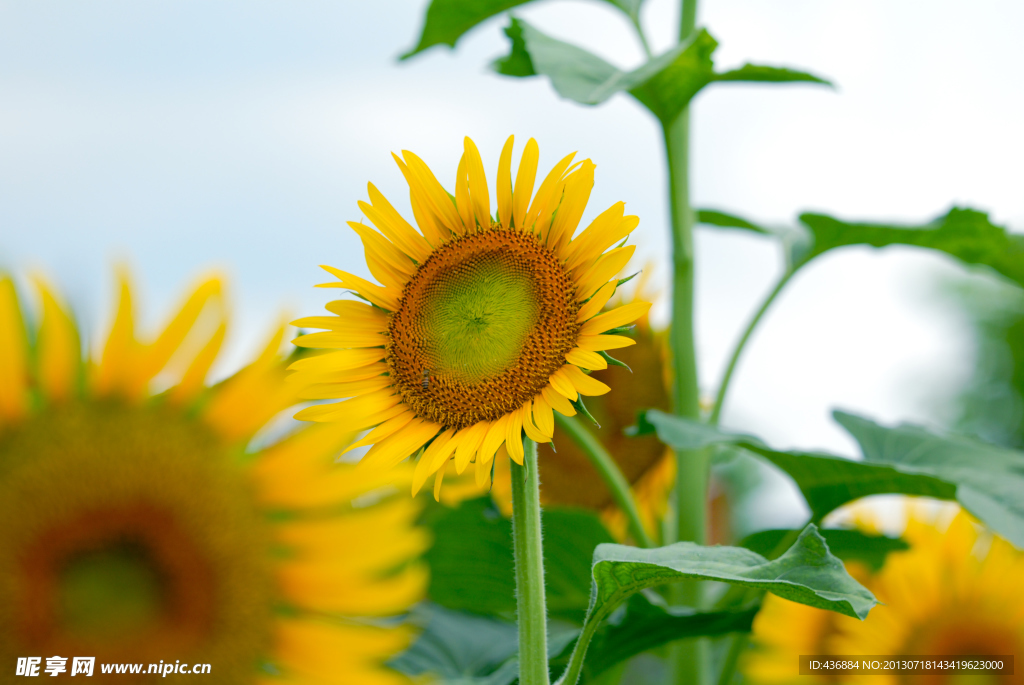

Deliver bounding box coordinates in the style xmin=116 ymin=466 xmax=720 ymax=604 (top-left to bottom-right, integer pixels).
xmin=31 ymin=275 xmax=80 ymax=404
xmin=0 ymin=276 xmax=29 ymax=421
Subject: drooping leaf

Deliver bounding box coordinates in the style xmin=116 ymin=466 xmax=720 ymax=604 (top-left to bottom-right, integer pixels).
xmin=714 ymin=63 xmax=832 ymax=86
xmin=695 ymin=209 xmax=770 ymax=234
xmin=580 ymin=593 xmax=757 ymax=680
xmin=424 ymin=497 xmax=614 ymax=621
xmin=641 ymin=410 xmax=1024 ymax=546
xmin=626 ymin=29 xmax=721 ymax=124
xmin=555 ymin=526 xmax=875 ymax=684
xmin=390 ymin=604 xmax=579 ymax=685
xmin=741 ymin=528 xmax=908 ymax=572
xmin=492 ymin=19 xmax=828 ymax=125
xmin=835 ymin=411 xmax=1024 ymax=548
xmin=799 ymin=208 xmax=1024 ymax=289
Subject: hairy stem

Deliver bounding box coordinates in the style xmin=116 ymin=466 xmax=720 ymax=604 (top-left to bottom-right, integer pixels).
xmin=555 ymin=413 xmax=653 ymax=548
xmin=709 ymin=270 xmax=793 ymax=425
xmin=511 ymin=437 xmax=551 ymax=685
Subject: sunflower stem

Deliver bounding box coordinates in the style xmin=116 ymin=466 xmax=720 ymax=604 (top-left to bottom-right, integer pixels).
xmin=511 ymin=437 xmax=551 ymax=685
xmin=664 ymin=0 xmax=709 ymax=682
xmin=554 ymin=413 xmax=654 ymax=548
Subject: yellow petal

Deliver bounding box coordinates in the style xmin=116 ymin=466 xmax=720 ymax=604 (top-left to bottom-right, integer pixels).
xmin=169 ymin=319 xmax=226 ymax=405
xmin=512 ymin=138 xmax=539 ymax=230
xmin=523 ymin=151 xmax=576 ymax=234
xmin=564 ymin=364 xmax=611 ymax=396
xmin=343 ymin=409 xmax=416 ymax=456
xmin=464 ymin=137 xmax=491 ymax=229
xmin=549 ymin=367 xmax=579 ymax=400
xmin=575 ymin=244 xmax=635 ymax=301
xmin=360 ymin=418 xmax=441 ymax=471
xmin=454 ymin=421 xmax=488 ymax=474
xmin=505 ymin=406 xmax=525 ymax=464
xmin=31 ymin=276 xmax=79 ymax=404
xmin=363 ymin=182 xmax=432 ymax=262
xmin=323 ymin=300 xmax=390 ymax=329
xmin=292 ymin=330 xmax=386 ymax=349
xmin=565 ymin=212 xmax=639 ymax=272
xmin=348 ymin=221 xmax=416 ymax=278
xmin=318 ymin=266 xmax=399 ymax=311
xmin=291 ymin=315 xmax=387 ymax=334
xmin=289 ymin=347 xmax=386 ymax=374
xmin=547 ymin=159 xmax=594 ymax=250
xmin=496 ymin=135 xmax=514 ymax=226
xmin=566 ymin=347 xmax=607 ymax=370
xmin=531 ymin=393 xmax=555 ymax=439
xmin=141 ymin=277 xmax=222 ymax=384
xmin=402 ymin=150 xmax=463 ymax=235
xmin=294 ymin=388 xmax=400 ymax=423
xmin=298 ymin=375 xmax=393 ymax=401
xmin=287 ymin=361 xmax=388 ymax=387
xmin=576 ymin=282 xmax=617 ymax=323
xmin=541 ymin=384 xmax=576 ymax=417
xmin=577 ymin=334 xmax=636 ymax=351
xmin=580 ymin=301 xmax=651 ymax=336
xmin=475 ymin=448 xmax=493 ymax=489
xmin=0 ymin=276 xmax=28 ymax=421
xmin=433 ymin=461 xmax=447 ymax=501
xmin=413 ymin=428 xmax=455 ymax=495
xmin=522 ymin=398 xmax=549 ymax=443
xmin=454 ymin=153 xmax=472 ymax=234
xmin=478 ymin=414 xmax=510 ymax=468
xmin=95 ymin=269 xmax=141 ymax=399
xmin=561 ymin=202 xmax=624 ymax=269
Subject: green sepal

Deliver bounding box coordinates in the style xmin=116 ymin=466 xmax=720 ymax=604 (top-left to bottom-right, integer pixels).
xmin=571 ymin=396 xmax=600 ymax=429
xmin=598 ymin=350 xmax=631 ymax=371
xmin=615 ymin=271 xmax=640 ymax=288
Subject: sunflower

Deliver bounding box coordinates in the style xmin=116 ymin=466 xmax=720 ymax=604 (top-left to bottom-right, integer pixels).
xmin=744 ymin=504 xmax=1024 ymax=685
xmin=832 ymin=506 xmax=1024 ymax=685
xmin=291 ymin=136 xmax=650 ymax=498
xmin=0 ymin=273 xmax=425 ymax=684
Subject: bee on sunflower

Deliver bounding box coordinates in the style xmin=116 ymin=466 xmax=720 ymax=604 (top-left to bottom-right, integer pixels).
xmin=291 ymin=136 xmax=650 ymax=499
xmin=0 ymin=273 xmax=425 ymax=684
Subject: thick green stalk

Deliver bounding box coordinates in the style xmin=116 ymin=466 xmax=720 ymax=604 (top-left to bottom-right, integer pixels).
xmin=554 ymin=413 xmax=654 ymax=548
xmin=709 ymin=270 xmax=793 ymax=425
xmin=511 ymin=437 xmax=551 ymax=685
xmin=666 ymin=1 xmax=707 ymax=683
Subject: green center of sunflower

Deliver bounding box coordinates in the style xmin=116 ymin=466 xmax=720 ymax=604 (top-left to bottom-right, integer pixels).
xmin=387 ymin=227 xmax=581 ymax=431
xmin=0 ymin=403 xmax=274 ymax=682
xmin=418 ymin=251 xmax=541 ymax=384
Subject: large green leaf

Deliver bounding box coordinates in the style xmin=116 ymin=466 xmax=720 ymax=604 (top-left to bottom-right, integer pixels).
xmin=492 ymin=19 xmax=828 ymax=124
xmin=425 ymin=498 xmax=613 ymax=621
xmin=835 ymin=411 xmax=1024 ymax=548
xmin=555 ymin=526 xmax=875 ymax=684
xmin=390 ymin=604 xmax=579 ymax=685
xmin=697 ymin=206 xmax=1024 ymax=289
xmin=580 ymin=593 xmax=757 ymax=680
xmin=640 ymin=410 xmax=1024 ymax=547
xmin=402 ymin=0 xmax=648 ymax=59
xmin=799 ymin=208 xmax=1024 ymax=289
xmin=740 ymin=528 xmax=908 ymax=572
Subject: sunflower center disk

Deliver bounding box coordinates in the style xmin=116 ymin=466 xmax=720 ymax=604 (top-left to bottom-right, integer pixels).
xmin=388 ymin=228 xmax=581 ymax=430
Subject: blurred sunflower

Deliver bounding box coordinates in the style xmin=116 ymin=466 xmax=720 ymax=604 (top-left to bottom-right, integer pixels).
xmin=832 ymin=507 xmax=1023 ymax=685
xmin=744 ymin=505 xmax=1024 ymax=685
xmin=291 ymin=136 xmax=649 ymax=498
xmin=0 ymin=273 xmax=425 ymax=684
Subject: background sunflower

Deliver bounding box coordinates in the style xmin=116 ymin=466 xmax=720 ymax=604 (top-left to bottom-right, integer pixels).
xmin=0 ymin=273 xmax=424 ymax=683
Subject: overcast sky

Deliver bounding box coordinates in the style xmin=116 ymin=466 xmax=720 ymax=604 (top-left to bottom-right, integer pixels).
xmin=1 ymin=0 xmax=1021 ymax=515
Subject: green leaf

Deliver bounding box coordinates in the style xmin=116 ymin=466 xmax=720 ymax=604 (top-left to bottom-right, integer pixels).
xmin=740 ymin=528 xmax=908 ymax=572
xmin=641 ymin=410 xmax=1024 ymax=545
xmin=401 ymin=0 xmax=530 ymax=59
xmin=714 ymin=63 xmax=832 ymax=86
xmin=695 ymin=209 xmax=770 ymax=234
xmin=581 ymin=593 xmax=757 ymax=679
xmin=798 ymin=208 xmax=1024 ymax=289
xmin=642 ymin=410 xmax=958 ymax=521
xmin=555 ymin=525 xmax=875 ymax=684
xmin=491 ymin=15 xmax=535 ymax=76
xmin=390 ymin=604 xmax=579 ymax=685
xmin=424 ymin=498 xmax=614 ymax=621
xmin=627 ymin=29 xmax=719 ymax=124
xmin=835 ymin=411 xmax=1024 ymax=548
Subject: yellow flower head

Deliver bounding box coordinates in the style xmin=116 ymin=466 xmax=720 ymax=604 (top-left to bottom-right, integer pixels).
xmin=744 ymin=504 xmax=1024 ymax=685
xmin=0 ymin=273 xmax=424 ymax=684
xmin=292 ymin=136 xmax=650 ymax=499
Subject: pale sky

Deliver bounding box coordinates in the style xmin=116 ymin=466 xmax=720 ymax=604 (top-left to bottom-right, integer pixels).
xmin=1 ymin=0 xmax=1021 ymax=525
